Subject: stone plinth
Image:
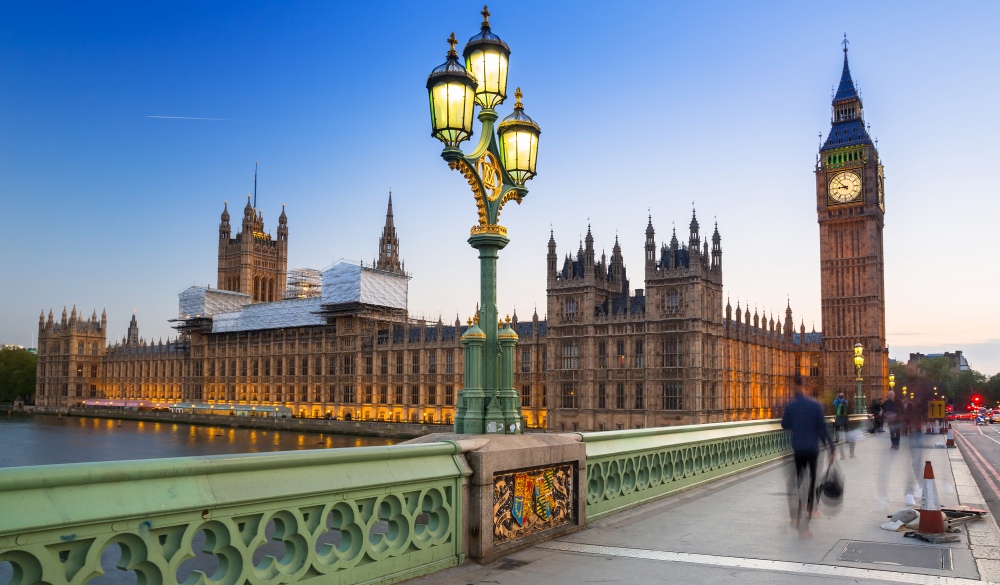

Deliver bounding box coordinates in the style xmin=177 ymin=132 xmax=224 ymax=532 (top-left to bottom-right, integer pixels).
xmin=405 ymin=432 xmax=586 ymax=564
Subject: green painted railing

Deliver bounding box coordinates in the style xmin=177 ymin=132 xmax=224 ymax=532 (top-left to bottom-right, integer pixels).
xmin=581 ymin=420 xmax=793 ymax=521
xmin=0 ymin=443 xmax=468 ymax=585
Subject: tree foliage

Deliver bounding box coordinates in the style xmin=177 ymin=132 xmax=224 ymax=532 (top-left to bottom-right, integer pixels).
xmin=890 ymin=356 xmax=996 ymax=408
xmin=0 ymin=348 xmax=36 ymax=403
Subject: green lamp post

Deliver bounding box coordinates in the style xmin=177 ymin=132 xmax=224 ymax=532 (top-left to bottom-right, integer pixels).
xmin=426 ymin=6 xmax=541 ymax=435
xmin=853 ymin=342 xmax=866 ymax=414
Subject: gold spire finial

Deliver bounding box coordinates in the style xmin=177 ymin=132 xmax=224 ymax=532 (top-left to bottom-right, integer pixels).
xmin=447 ymin=32 xmax=458 ymax=55
xmin=481 ymin=5 xmax=491 ymax=26
xmin=514 ymin=87 xmax=523 ymax=109
xmin=505 ymin=314 xmax=511 ymax=324
xmin=467 ymin=317 xmax=473 ymax=326
xmin=473 ymin=313 xmax=480 ymax=325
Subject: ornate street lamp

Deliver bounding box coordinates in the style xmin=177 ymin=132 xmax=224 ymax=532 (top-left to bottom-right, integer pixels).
xmin=426 ymin=6 xmax=541 ymax=435
xmin=889 ymin=373 xmax=895 ymax=395
xmin=853 ymin=342 xmax=866 ymax=414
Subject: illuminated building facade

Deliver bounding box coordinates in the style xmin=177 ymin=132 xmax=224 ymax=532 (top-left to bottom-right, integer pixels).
xmin=36 ymin=47 xmax=887 ymax=431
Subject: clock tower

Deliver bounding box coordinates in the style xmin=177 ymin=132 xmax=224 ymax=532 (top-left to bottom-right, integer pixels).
xmin=816 ymin=39 xmax=887 ymax=408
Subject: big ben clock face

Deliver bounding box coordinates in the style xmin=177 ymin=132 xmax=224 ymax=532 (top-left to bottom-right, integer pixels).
xmin=828 ymin=171 xmax=862 ymax=204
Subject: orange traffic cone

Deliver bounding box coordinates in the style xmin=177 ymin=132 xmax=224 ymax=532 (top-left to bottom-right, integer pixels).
xmin=946 ymin=424 xmax=955 ymax=448
xmin=914 ymin=461 xmax=956 ymax=542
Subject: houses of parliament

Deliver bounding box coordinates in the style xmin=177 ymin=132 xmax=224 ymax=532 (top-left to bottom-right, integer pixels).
xmin=34 ymin=46 xmax=889 ymax=432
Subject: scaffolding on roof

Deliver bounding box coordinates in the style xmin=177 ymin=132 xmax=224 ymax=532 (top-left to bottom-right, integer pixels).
xmin=285 ymin=268 xmax=322 ymax=300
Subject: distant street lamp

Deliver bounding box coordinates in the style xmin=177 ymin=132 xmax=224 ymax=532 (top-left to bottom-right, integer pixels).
xmin=426 ymin=6 xmax=541 ymax=435
xmin=853 ymin=342 xmax=866 ymax=414
xmin=889 ymin=373 xmax=895 ymax=394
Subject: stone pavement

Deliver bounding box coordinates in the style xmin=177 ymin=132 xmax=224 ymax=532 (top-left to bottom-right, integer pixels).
xmin=404 ymin=429 xmax=1000 ymax=585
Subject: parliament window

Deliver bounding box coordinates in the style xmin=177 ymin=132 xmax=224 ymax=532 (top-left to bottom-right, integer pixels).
xmin=410 ymin=385 xmax=419 ymax=405
xmin=635 ymin=383 xmax=644 ymax=409
xmin=445 ymin=385 xmax=454 ymax=405
xmin=598 ymin=384 xmax=607 ymax=409
xmin=288 ymin=359 xmax=296 ymax=376
xmin=411 ymin=354 xmax=420 ymax=374
xmin=521 ymin=385 xmax=531 ymax=407
xmin=378 ymin=385 xmax=388 ymax=404
xmin=363 ymin=386 xmax=373 ymax=403
xmin=598 ymin=341 xmax=607 ymax=368
xmin=635 ymin=340 xmax=644 ymax=367
xmin=663 ymin=336 xmax=683 ymax=368
xmin=427 ymin=386 xmax=437 ymax=405
xmin=522 ymin=348 xmax=531 ymax=373
xmin=662 ymin=383 xmax=682 ymax=410
xmin=561 ymin=383 xmax=577 ymax=408
xmin=446 ymin=350 xmax=454 ymax=374
xmin=395 ymin=385 xmax=403 ymax=404
xmin=328 ymin=358 xmax=336 ymax=376
xmin=315 ymin=358 xmax=322 ymax=376
xmin=343 ymin=385 xmax=355 ymax=403
xmin=616 ymin=341 xmax=626 ymax=368
xmin=616 ymin=384 xmax=625 ymax=409
xmin=396 ymin=354 xmax=404 ymax=375
xmin=428 ymin=353 xmax=437 ymax=374
xmin=562 ymin=343 xmax=579 ymax=369
xmin=365 ymin=355 xmax=373 ymax=375
xmin=380 ymin=354 xmax=389 ymax=375
xmin=264 ymin=359 xmax=271 ymax=376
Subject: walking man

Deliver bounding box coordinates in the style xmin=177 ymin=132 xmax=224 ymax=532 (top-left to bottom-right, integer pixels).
xmin=782 ymin=378 xmax=833 ymax=536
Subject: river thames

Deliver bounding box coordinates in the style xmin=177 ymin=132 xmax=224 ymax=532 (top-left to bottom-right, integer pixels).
xmin=0 ymin=412 xmax=397 ymax=468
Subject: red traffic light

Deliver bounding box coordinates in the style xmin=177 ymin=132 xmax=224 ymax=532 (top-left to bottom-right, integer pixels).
xmin=973 ymin=395 xmax=982 ymax=403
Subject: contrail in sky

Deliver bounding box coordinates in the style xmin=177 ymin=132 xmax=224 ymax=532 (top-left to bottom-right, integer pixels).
xmin=146 ymin=115 xmax=232 ymax=121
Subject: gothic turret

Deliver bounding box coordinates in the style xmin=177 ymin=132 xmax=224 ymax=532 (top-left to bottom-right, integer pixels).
xmin=584 ymin=224 xmax=595 ymax=274
xmin=277 ymin=204 xmax=288 ymax=242
xmin=645 ymin=215 xmax=656 ymax=270
xmin=688 ymin=209 xmax=700 ymax=253
xmin=711 ymin=222 xmax=722 ymax=271
xmin=220 ymin=202 xmax=231 ymax=240
xmin=547 ymin=230 xmax=557 ymax=277
xmin=126 ymin=313 xmax=139 ymax=345
xmin=376 ymin=193 xmax=403 ymax=274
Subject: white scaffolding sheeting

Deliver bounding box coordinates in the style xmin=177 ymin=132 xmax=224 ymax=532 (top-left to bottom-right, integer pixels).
xmin=211 ymin=297 xmax=326 ymax=333
xmin=322 ymin=261 xmax=407 ymax=309
xmin=178 ymin=286 xmax=252 ymax=318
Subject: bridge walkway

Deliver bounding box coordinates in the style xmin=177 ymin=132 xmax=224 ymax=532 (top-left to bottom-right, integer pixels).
xmin=405 ymin=430 xmax=1000 ymax=585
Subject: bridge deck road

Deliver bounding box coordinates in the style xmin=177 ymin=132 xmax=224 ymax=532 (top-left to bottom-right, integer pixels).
xmin=405 ymin=429 xmax=1000 ymax=585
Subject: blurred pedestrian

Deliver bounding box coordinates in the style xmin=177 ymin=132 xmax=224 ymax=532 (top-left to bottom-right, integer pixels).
xmin=782 ymin=378 xmax=833 ymax=536
xmin=832 ymin=392 xmax=853 ymax=458
xmin=870 ymin=398 xmax=884 ymax=433
xmin=884 ymin=390 xmax=902 ymax=449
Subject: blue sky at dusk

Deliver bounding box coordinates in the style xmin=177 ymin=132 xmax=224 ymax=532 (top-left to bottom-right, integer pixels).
xmin=2 ymin=2 xmax=999 ymax=374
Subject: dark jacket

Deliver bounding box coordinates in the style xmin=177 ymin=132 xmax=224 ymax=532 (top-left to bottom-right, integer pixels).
xmin=781 ymin=393 xmax=831 ymax=454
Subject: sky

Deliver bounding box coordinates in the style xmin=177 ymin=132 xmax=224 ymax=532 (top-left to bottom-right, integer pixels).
xmin=1 ymin=1 xmax=999 ymax=375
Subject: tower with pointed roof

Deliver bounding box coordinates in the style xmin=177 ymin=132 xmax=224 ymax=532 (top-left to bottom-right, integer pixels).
xmin=35 ymin=305 xmax=107 ymax=407
xmin=217 ymin=173 xmax=289 ymax=302
xmin=375 ymin=193 xmax=404 ymax=274
xmin=816 ymin=38 xmax=888 ymax=404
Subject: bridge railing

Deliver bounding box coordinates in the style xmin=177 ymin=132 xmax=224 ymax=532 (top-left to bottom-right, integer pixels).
xmin=0 ymin=442 xmax=468 ymax=585
xmin=581 ymin=419 xmax=792 ymax=521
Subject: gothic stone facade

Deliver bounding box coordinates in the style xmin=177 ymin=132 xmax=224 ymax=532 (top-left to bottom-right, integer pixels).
xmin=543 ymin=215 xmax=822 ymax=432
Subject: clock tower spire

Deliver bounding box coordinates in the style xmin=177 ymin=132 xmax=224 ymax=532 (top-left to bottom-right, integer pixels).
xmin=816 ymin=38 xmax=887 ymax=408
